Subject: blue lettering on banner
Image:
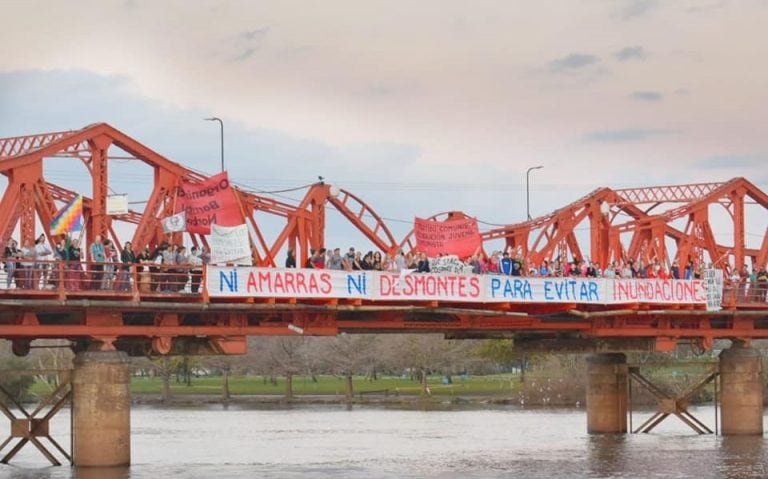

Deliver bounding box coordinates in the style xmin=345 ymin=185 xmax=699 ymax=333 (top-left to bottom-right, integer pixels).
xmin=347 ymin=273 xmax=367 ymax=295
xmin=219 ymin=270 xmax=238 ymax=292
xmin=543 ymin=279 xmax=600 ymax=302
xmin=544 ymin=281 xmax=554 ymax=300
xmin=490 ymin=277 xmax=533 ymax=300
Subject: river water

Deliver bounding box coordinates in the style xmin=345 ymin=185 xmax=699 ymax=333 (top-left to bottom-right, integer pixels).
xmin=1 ymin=405 xmax=766 ymax=478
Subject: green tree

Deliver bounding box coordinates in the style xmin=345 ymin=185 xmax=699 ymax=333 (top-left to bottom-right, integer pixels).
xmin=0 ymin=358 xmax=35 ymax=405
xmin=475 ymin=339 xmax=532 ymax=382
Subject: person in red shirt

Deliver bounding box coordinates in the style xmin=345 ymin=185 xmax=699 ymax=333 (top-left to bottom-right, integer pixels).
xmin=311 ymin=248 xmax=326 ymax=269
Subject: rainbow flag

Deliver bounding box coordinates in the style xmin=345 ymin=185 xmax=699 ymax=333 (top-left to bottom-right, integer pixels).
xmin=50 ymin=195 xmax=84 ymax=235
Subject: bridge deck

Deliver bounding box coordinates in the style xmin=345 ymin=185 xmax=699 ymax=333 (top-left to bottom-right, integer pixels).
xmin=0 ymin=264 xmax=766 ymax=355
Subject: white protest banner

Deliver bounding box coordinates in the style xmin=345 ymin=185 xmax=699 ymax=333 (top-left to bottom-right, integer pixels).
xmin=209 ymin=223 xmax=252 ymax=265
xmin=205 ymin=267 xmax=713 ymax=307
xmin=702 ymin=269 xmax=724 ymax=311
xmin=106 ymin=194 xmax=129 ymax=215
xmin=161 ymin=211 xmax=187 ymax=233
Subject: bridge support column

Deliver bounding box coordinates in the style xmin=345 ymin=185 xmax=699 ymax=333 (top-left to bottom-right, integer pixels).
xmin=586 ymin=353 xmax=628 ymax=434
xmin=72 ymin=351 xmax=131 ymax=466
xmin=719 ymin=342 xmax=764 ymax=435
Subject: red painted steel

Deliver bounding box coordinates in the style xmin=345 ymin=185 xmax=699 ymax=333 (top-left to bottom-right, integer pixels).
xmin=0 ymin=124 xmax=766 ymax=355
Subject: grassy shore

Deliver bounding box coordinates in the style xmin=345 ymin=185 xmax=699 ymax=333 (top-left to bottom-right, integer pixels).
xmin=32 ymin=374 xmax=523 ymax=399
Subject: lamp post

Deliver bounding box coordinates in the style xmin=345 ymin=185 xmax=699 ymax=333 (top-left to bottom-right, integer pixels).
xmin=204 ymin=117 xmax=224 ymax=172
xmin=526 ymin=165 xmax=543 ymax=220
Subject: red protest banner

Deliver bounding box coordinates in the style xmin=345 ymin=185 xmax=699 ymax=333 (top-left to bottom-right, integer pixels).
xmin=414 ymin=217 xmax=482 ymax=258
xmin=177 ymin=171 xmax=243 ymax=234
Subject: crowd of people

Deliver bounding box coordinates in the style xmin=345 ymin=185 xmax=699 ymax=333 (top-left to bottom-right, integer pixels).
xmin=288 ymin=246 xmax=768 ymax=302
xmin=2 ymin=236 xmax=208 ymax=293
xmin=4 ymin=235 xmax=768 ymax=302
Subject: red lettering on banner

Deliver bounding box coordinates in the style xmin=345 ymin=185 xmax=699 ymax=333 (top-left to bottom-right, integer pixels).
xmin=283 ymin=272 xmax=295 ymax=292
xmin=243 ymin=270 xmax=335 ymax=296
xmin=258 ymin=271 xmax=271 ymax=291
xmin=613 ymin=279 xmax=705 ymax=303
xmin=377 ymin=273 xmax=482 ymax=298
xmin=470 ymin=277 xmax=481 ymax=297
xmin=177 ymin=171 xmax=243 ymax=234
xmin=247 ymin=272 xmax=258 ymax=291
xmin=414 ymin=217 xmax=481 ymax=257
xmin=273 ymin=272 xmax=285 ymax=291
xmin=308 ymin=274 xmax=319 ymax=294
xmin=320 ymin=273 xmax=332 ymax=294
xmin=294 ymin=272 xmax=305 ymax=292
xmin=692 ymin=281 xmax=704 ymax=302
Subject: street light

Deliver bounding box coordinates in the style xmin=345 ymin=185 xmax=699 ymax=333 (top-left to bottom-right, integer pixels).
xmin=526 ymin=165 xmax=543 ymax=220
xmin=203 ymin=117 xmax=224 ymax=172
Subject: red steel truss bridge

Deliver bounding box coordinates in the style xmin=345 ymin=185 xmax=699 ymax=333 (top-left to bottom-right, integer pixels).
xmin=0 ymin=123 xmax=766 ymax=356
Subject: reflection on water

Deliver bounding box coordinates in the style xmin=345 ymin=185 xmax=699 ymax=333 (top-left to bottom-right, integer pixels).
xmin=0 ymin=405 xmax=766 ymax=478
xmin=587 ymin=434 xmax=628 ymax=477
xmin=718 ymin=436 xmax=767 ymax=479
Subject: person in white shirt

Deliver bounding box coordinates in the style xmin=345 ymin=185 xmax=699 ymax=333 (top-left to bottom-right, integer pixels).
xmin=34 ymin=234 xmax=53 ymax=289
xmin=19 ymin=240 xmax=36 ymax=289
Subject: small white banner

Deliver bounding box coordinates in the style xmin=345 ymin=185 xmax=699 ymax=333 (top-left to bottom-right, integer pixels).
xmin=161 ymin=211 xmax=187 ymax=233
xmin=703 ymin=269 xmax=724 ymax=311
xmin=106 ymin=194 xmax=129 ymax=215
xmin=210 ymin=223 xmax=252 ymax=265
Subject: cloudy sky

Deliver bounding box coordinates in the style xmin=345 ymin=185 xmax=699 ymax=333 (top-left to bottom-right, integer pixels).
xmin=1 ymin=0 xmax=766 ymax=250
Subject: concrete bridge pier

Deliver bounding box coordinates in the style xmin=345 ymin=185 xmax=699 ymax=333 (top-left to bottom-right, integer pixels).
xmin=586 ymin=353 xmax=628 ymax=434
xmin=719 ymin=342 xmax=764 ymax=435
xmin=72 ymin=351 xmax=131 ymax=466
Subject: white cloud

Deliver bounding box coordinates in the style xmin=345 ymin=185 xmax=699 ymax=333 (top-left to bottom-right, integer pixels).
xmin=0 ymin=1 xmax=766 ymax=244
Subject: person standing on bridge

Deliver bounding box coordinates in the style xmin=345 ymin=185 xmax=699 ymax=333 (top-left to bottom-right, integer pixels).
xmin=18 ymin=240 xmax=36 ymax=289
xmin=174 ymin=246 xmax=189 ymax=291
xmin=64 ymin=235 xmax=83 ymax=291
xmin=101 ymin=239 xmax=117 ymax=290
xmin=162 ymin=244 xmax=178 ymax=292
xmin=4 ymin=238 xmax=19 ymax=289
xmin=327 ymin=248 xmax=343 ymax=270
xmin=89 ymin=234 xmax=105 ymax=290
xmin=49 ymin=240 xmax=66 ymax=288
xmin=116 ymin=241 xmax=136 ymax=292
xmin=416 ymin=252 xmax=430 ymax=273
xmin=757 ymin=267 xmax=768 ymax=302
xmin=34 ymin=234 xmax=52 ymax=289
xmin=312 ymin=248 xmax=327 ymax=269
xmin=189 ymin=246 xmax=203 ymax=293
xmin=285 ymin=248 xmax=296 ymax=268
xmin=499 ymin=252 xmax=513 ymax=275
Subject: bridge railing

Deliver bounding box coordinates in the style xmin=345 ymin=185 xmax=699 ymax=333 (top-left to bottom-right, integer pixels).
xmin=0 ymin=260 xmax=204 ymax=298
xmin=721 ymin=280 xmax=767 ymax=307
xmin=0 ymin=261 xmax=766 ymax=309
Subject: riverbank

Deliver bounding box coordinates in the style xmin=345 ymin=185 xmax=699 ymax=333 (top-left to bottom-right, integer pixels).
xmin=130 ymin=392 xmax=523 ymax=408
xmin=28 ymin=372 xmax=737 ymax=408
